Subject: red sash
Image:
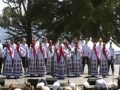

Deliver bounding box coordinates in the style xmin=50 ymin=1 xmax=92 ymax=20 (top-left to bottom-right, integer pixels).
xmin=31 ymin=42 xmax=36 ymax=59
xmin=94 ymin=48 xmax=99 ymax=60
xmin=17 ymin=45 xmax=20 ymax=55
xmin=49 ymin=42 xmax=52 ymax=47
xmin=7 ymin=45 xmax=12 ymax=59
xmin=40 ymin=46 xmax=44 ymax=58
xmin=57 ymin=47 xmax=66 ymax=63
xmin=55 ymin=48 xmax=59 ymax=63
xmin=65 ymin=42 xmax=69 ymax=49
xmin=103 ymin=47 xmax=107 ymax=59
xmin=17 ymin=45 xmax=19 ymax=53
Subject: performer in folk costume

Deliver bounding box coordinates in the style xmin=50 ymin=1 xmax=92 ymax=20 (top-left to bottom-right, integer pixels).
xmin=46 ymin=40 xmax=54 ymax=74
xmin=27 ymin=38 xmax=38 ymax=76
xmin=53 ymin=46 xmax=59 ymax=77
xmin=99 ymin=43 xmax=108 ymax=77
xmin=56 ymin=43 xmax=70 ymax=78
xmin=19 ymin=38 xmax=29 ymax=74
xmin=64 ymin=40 xmax=73 ymax=75
xmin=87 ymin=37 xmax=94 ymax=50
xmin=0 ymin=40 xmax=3 ymax=74
xmin=96 ymin=38 xmax=103 ymax=66
xmin=107 ymin=41 xmax=115 ymax=75
xmin=13 ymin=41 xmax=23 ymax=78
xmin=43 ymin=38 xmax=49 ymax=66
xmin=82 ymin=38 xmax=91 ymax=74
xmin=10 ymin=37 xmax=16 ymax=50
xmin=89 ymin=43 xmax=98 ymax=75
xmin=73 ymin=41 xmax=83 ymax=76
xmin=37 ymin=40 xmax=46 ymax=76
xmin=3 ymin=40 xmax=14 ymax=78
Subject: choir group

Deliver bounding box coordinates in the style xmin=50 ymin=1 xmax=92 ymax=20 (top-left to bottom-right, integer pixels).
xmin=0 ymin=37 xmax=115 ymax=79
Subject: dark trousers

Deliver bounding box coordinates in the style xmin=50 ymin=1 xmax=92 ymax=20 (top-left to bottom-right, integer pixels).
xmin=82 ymin=57 xmax=90 ymax=73
xmin=0 ymin=57 xmax=2 ymax=73
xmin=44 ymin=58 xmax=47 ymax=66
xmin=108 ymin=60 xmax=114 ymax=74
xmin=97 ymin=60 xmax=100 ymax=67
xmin=21 ymin=57 xmax=28 ymax=68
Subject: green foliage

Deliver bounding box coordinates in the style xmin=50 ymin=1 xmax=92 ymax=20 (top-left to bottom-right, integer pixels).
xmin=0 ymin=0 xmax=120 ymax=44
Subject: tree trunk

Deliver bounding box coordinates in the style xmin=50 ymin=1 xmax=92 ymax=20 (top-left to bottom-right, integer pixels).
xmin=26 ymin=26 xmax=32 ymax=47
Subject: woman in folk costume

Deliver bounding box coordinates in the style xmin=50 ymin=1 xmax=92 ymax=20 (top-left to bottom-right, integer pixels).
xmin=46 ymin=40 xmax=54 ymax=74
xmin=89 ymin=43 xmax=98 ymax=75
xmin=53 ymin=46 xmax=59 ymax=77
xmin=99 ymin=43 xmax=108 ymax=77
xmin=3 ymin=40 xmax=14 ymax=78
xmin=27 ymin=39 xmax=39 ymax=76
xmin=64 ymin=40 xmax=73 ymax=75
xmin=73 ymin=41 xmax=83 ymax=76
xmin=37 ymin=40 xmax=46 ymax=76
xmin=56 ymin=43 xmax=70 ymax=78
xmin=13 ymin=41 xmax=23 ymax=78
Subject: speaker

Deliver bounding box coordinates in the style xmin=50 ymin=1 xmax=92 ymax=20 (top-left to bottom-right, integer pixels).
xmin=46 ymin=78 xmax=57 ymax=85
xmin=27 ymin=79 xmax=39 ymax=87
xmin=0 ymin=78 xmax=5 ymax=86
xmin=87 ymin=77 xmax=98 ymax=85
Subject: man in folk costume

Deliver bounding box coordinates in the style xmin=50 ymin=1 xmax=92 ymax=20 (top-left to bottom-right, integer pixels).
xmin=37 ymin=40 xmax=46 ymax=76
xmin=3 ymin=40 xmax=14 ymax=78
xmin=43 ymin=38 xmax=49 ymax=66
xmin=96 ymin=38 xmax=103 ymax=67
xmin=87 ymin=37 xmax=94 ymax=50
xmin=28 ymin=38 xmax=38 ymax=76
xmin=13 ymin=41 xmax=23 ymax=78
xmin=0 ymin=40 xmax=3 ymax=74
xmin=89 ymin=43 xmax=99 ymax=75
xmin=64 ymin=40 xmax=73 ymax=75
xmin=99 ymin=43 xmax=108 ymax=77
xmin=73 ymin=41 xmax=83 ymax=76
xmin=19 ymin=38 xmax=29 ymax=74
xmin=96 ymin=37 xmax=103 ymax=47
xmin=107 ymin=41 xmax=115 ymax=75
xmin=46 ymin=40 xmax=54 ymax=74
xmin=82 ymin=38 xmax=91 ymax=74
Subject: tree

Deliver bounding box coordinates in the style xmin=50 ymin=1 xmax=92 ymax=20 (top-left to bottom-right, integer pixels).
xmin=0 ymin=0 xmax=38 ymax=46
xmin=0 ymin=0 xmax=120 ymax=44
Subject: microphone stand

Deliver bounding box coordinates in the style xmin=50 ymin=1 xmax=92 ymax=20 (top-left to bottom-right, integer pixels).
xmin=64 ymin=51 xmax=70 ymax=85
xmin=65 ymin=59 xmax=70 ymax=85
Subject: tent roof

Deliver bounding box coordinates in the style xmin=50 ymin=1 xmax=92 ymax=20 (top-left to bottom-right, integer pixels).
xmin=106 ymin=40 xmax=120 ymax=54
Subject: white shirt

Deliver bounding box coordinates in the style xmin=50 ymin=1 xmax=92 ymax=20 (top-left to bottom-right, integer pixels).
xmin=107 ymin=47 xmax=115 ymax=60
xmin=87 ymin=40 xmax=94 ymax=50
xmin=43 ymin=43 xmax=49 ymax=58
xmin=10 ymin=43 xmax=16 ymax=50
xmin=19 ymin=43 xmax=29 ymax=58
xmin=82 ymin=44 xmax=90 ymax=57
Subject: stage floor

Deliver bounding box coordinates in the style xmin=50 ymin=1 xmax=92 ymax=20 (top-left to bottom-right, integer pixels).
xmin=1 ymin=65 xmax=119 ymax=87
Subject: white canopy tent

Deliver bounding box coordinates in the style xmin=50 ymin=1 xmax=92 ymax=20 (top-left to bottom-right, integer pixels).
xmin=106 ymin=40 xmax=120 ymax=55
